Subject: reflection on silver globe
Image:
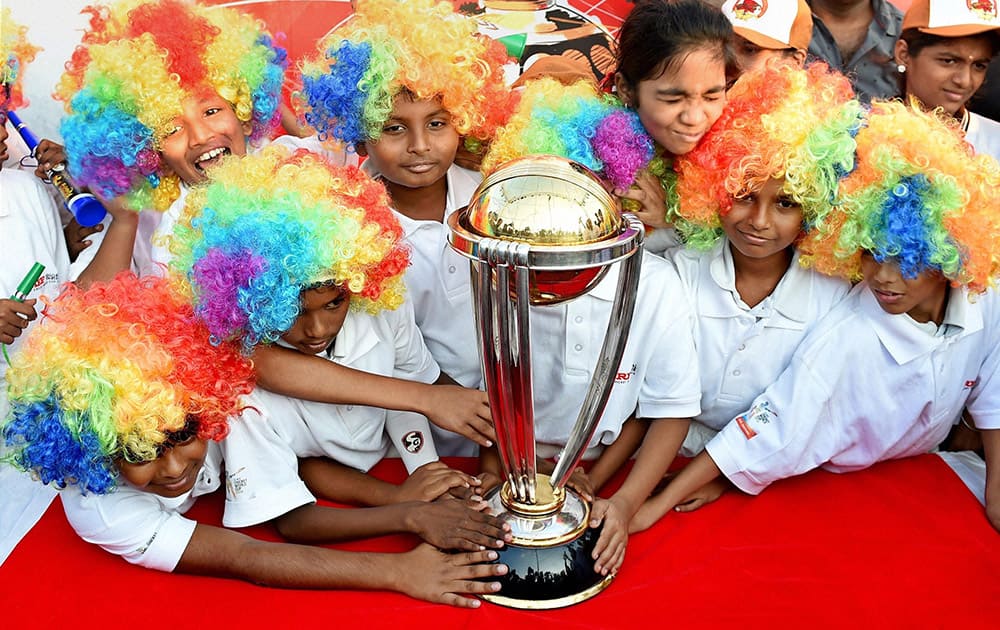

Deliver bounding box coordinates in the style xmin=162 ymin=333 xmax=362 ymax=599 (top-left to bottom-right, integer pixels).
xmin=448 ymin=155 xmax=644 ymax=608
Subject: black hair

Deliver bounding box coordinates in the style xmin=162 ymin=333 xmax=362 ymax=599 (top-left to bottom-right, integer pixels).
xmin=614 ymin=0 xmax=737 ymax=90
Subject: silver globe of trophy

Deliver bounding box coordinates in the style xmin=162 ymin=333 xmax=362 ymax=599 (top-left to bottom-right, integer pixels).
xmin=448 ymin=155 xmax=643 ymax=609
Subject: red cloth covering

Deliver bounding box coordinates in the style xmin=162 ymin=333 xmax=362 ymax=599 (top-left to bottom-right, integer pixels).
xmin=5 ymin=455 xmax=998 ymax=627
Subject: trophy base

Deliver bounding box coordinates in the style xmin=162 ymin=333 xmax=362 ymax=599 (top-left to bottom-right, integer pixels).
xmin=480 ymin=480 xmax=614 ymax=609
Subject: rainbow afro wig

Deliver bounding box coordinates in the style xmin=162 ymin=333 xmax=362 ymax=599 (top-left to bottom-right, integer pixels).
xmin=168 ymin=144 xmax=409 ymax=352
xmin=296 ymin=0 xmax=515 ymax=149
xmin=55 ymin=0 xmax=287 ymax=210
xmin=799 ymin=100 xmax=1000 ymax=293
xmin=674 ymin=61 xmax=863 ymax=249
xmin=1 ymin=7 xmax=41 ymax=109
xmin=481 ymin=77 xmax=654 ymax=191
xmin=1 ymin=273 xmax=254 ymax=495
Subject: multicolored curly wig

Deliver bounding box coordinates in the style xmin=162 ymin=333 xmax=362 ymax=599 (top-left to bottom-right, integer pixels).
xmin=674 ymin=61 xmax=863 ymax=249
xmin=167 ymin=144 xmax=409 ymax=352
xmin=481 ymin=77 xmax=654 ymax=191
xmin=799 ymin=100 xmax=1000 ymax=293
xmin=55 ymin=0 xmax=287 ymax=210
xmin=1 ymin=273 xmax=254 ymax=495
xmin=1 ymin=7 xmax=41 ymax=109
xmin=296 ymin=0 xmax=515 ymax=149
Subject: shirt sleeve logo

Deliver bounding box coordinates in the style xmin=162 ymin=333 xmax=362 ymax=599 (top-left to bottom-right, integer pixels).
xmin=402 ymin=431 xmax=424 ymax=454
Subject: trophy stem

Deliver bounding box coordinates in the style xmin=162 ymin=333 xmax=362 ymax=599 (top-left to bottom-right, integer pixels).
xmin=550 ymin=216 xmax=645 ymax=489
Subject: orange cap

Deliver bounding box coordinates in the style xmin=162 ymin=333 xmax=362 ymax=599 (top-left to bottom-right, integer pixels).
xmin=722 ymin=0 xmax=813 ymax=50
xmin=902 ymin=0 xmax=1000 ymax=37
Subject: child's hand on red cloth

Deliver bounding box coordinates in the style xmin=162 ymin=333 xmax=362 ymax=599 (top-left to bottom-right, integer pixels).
xmin=589 ymin=496 xmax=628 ymax=576
xmin=393 ymin=461 xmax=480 ymax=503
xmin=673 ymin=477 xmax=731 ymax=513
xmin=396 ymin=544 xmax=507 ymax=608
xmin=407 ymin=496 xmax=511 ymax=551
xmin=422 ymin=384 xmax=495 ymax=448
xmin=0 ymin=298 xmax=37 ymax=345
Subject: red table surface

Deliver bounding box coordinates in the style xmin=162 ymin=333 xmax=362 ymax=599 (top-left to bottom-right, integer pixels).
xmin=3 ymin=454 xmax=998 ymax=628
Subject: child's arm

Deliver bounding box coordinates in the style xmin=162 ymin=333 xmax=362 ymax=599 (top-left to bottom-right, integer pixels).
xmin=587 ymin=417 xmax=649 ymax=491
xmin=630 ymin=449 xmax=723 ymax=533
xmin=272 ymin=499 xmax=510 ymax=551
xmin=177 ymin=524 xmax=506 ymax=606
xmin=252 ymin=344 xmax=495 ymax=447
xmin=982 ymin=427 xmax=1000 ymax=533
xmin=299 ymin=457 xmax=478 ymax=505
xmin=589 ymin=417 xmax=690 ymax=575
xmin=73 ymin=195 xmax=138 ymax=289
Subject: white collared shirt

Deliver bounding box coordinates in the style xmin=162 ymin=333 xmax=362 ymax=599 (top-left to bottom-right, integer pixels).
xmin=362 ymin=162 xmax=484 ymax=456
xmin=672 ymin=241 xmax=850 ymax=453
xmin=223 ymin=300 xmax=441 ymax=520
xmin=708 ymin=283 xmax=1000 ymax=495
xmin=966 ymin=111 xmax=1000 ymax=164
xmin=530 ymin=251 xmax=702 ymax=457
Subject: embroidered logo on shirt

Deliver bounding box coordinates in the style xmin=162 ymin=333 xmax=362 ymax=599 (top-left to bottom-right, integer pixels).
xmin=225 ymin=467 xmax=247 ymax=496
xmin=615 ymin=363 xmax=638 ymax=384
xmin=735 ymin=414 xmax=757 ymax=439
xmin=748 ymin=401 xmax=776 ymax=425
xmin=402 ymin=431 xmax=424 ymax=454
xmin=733 ymin=0 xmax=767 ymax=20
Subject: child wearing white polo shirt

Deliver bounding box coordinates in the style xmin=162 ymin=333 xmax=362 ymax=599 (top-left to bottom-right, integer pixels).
xmin=168 ymin=146 xmax=508 ymax=519
xmin=664 ymin=62 xmax=858 ymax=509
xmin=293 ymin=0 xmax=516 ymax=456
xmin=1 ymin=273 xmax=508 ymax=606
xmin=631 ymin=100 xmax=1000 ymax=534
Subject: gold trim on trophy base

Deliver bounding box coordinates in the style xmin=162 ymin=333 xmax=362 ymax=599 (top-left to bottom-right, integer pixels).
xmin=500 ymin=474 xmax=565 ymax=516
xmin=481 ymin=573 xmax=615 ymax=610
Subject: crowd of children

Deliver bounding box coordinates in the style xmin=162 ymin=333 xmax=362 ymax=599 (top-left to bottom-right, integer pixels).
xmin=1 ymin=0 xmax=998 ymax=608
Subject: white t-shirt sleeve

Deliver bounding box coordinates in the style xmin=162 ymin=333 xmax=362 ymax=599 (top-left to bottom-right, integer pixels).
xmin=965 ymin=301 xmax=1000 ymax=430
xmin=637 ymin=263 xmax=702 ymax=420
xmin=706 ymin=354 xmax=845 ymax=495
xmin=218 ymin=405 xmax=316 ymax=528
xmin=385 ymin=301 xmax=440 ymax=472
xmin=60 ymin=487 xmax=197 ymax=572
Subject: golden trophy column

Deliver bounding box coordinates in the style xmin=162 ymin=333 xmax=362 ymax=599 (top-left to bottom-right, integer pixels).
xmin=448 ymin=156 xmax=643 ymax=608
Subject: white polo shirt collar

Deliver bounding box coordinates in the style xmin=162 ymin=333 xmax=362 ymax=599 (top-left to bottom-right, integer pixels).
xmin=861 ymin=284 xmax=982 ymax=365
xmin=701 ymin=240 xmax=810 ymax=327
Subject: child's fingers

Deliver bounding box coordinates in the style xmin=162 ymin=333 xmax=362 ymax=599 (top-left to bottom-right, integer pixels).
xmin=437 ymin=594 xmax=483 ymax=609
xmin=674 ymin=496 xmax=707 ymax=513
xmin=589 ymin=501 xmax=608 ymax=528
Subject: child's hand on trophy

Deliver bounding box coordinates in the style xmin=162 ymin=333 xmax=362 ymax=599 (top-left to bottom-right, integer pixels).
xmin=422 ymin=380 xmax=496 ymax=448
xmin=392 ymin=461 xmax=480 ymax=503
xmin=407 ymin=496 xmax=512 ymax=551
xmin=397 ymin=543 xmax=508 ymax=608
xmin=589 ymin=497 xmax=628 ymax=576
xmin=566 ymin=466 xmax=595 ymax=502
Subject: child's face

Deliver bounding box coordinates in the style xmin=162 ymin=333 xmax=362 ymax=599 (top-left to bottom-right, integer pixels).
xmin=357 ymin=94 xmax=460 ymax=191
xmin=118 ymin=435 xmax=208 ymax=499
xmin=721 ymin=177 xmax=803 ymax=261
xmin=732 ymin=35 xmax=803 ymax=74
xmin=861 ymin=252 xmax=950 ymax=324
xmin=160 ymin=92 xmax=252 ymax=185
xmin=281 ymin=284 xmax=351 ymax=355
xmin=895 ymin=36 xmax=993 ymax=116
xmin=617 ymin=47 xmax=727 ymax=157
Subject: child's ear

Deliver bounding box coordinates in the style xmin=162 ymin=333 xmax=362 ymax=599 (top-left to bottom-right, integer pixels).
xmin=615 ymin=72 xmax=636 ymax=109
xmin=241 ymin=117 xmax=253 ymax=138
xmin=355 ymin=142 xmax=368 ymax=157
